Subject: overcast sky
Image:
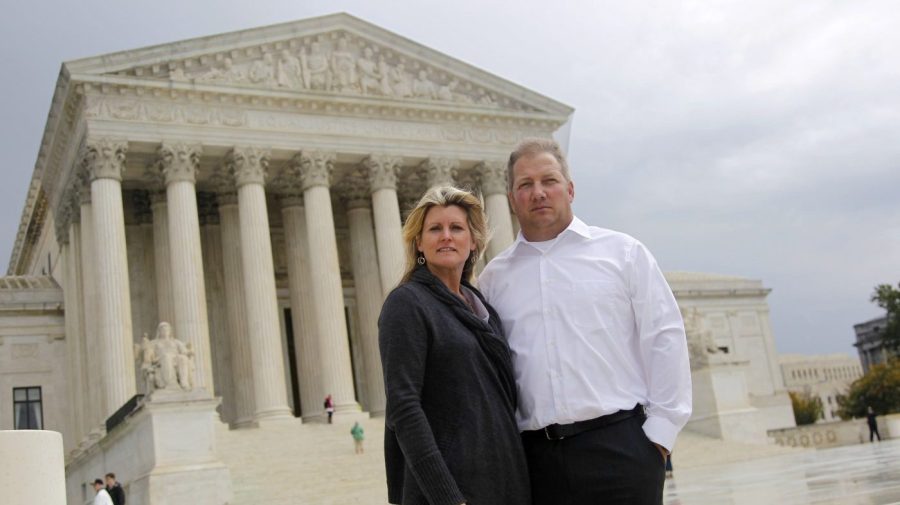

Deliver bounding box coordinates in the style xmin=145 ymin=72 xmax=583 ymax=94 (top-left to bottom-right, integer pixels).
xmin=1 ymin=1 xmax=897 ymax=357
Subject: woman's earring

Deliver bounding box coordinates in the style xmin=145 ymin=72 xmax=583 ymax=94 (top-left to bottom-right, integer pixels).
xmin=469 ymin=252 xmax=478 ymax=265
xmin=417 ymin=255 xmax=426 ymax=265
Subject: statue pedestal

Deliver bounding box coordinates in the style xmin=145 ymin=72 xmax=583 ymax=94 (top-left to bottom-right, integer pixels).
xmin=686 ymin=356 xmax=770 ymax=444
xmin=66 ymin=393 xmax=232 ymax=505
xmin=127 ymin=394 xmax=232 ymax=505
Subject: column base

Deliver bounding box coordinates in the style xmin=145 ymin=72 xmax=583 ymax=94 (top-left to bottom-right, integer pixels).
xmin=253 ymin=407 xmax=295 ymax=427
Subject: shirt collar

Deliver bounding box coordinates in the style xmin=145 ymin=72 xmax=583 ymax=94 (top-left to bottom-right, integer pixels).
xmin=511 ymin=215 xmax=590 ymax=254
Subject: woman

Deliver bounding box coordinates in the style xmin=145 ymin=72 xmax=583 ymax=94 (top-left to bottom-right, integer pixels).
xmin=379 ymin=186 xmax=530 ymax=505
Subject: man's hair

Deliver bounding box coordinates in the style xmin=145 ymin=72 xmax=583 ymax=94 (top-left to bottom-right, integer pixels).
xmin=400 ymin=185 xmax=489 ymax=285
xmin=506 ymin=137 xmax=571 ymax=191
xmin=105 ymin=473 xmax=116 ymax=480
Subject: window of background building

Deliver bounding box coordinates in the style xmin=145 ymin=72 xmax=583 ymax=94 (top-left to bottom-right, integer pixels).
xmin=13 ymin=386 xmax=43 ymax=430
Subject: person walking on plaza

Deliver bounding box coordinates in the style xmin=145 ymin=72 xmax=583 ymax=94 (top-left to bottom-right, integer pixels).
xmin=351 ymin=421 xmax=365 ymax=454
xmin=92 ymin=478 xmax=114 ymax=505
xmin=379 ymin=186 xmax=530 ymax=505
xmin=105 ymin=472 xmax=125 ymax=505
xmin=867 ymin=406 xmax=882 ymax=442
xmin=324 ymin=394 xmax=334 ymax=424
xmin=479 ymin=138 xmax=692 ymax=505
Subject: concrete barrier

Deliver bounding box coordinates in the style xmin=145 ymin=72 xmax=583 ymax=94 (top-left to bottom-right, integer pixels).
xmin=0 ymin=430 xmax=66 ymax=504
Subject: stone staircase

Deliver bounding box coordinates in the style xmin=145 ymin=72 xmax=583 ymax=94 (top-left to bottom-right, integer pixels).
xmin=216 ymin=417 xmax=388 ymax=505
xmin=215 ymin=417 xmax=804 ymax=504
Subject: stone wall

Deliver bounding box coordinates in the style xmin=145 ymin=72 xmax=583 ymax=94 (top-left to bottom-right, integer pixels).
xmin=767 ymin=418 xmax=893 ymax=449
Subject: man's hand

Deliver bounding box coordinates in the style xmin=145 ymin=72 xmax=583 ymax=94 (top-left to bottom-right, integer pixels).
xmin=653 ymin=443 xmax=668 ymax=464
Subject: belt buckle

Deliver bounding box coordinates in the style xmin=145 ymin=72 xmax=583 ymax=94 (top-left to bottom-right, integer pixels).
xmin=544 ymin=425 xmax=565 ymax=441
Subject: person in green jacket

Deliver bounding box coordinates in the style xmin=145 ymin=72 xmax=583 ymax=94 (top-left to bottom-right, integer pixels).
xmin=351 ymin=421 xmax=365 ymax=454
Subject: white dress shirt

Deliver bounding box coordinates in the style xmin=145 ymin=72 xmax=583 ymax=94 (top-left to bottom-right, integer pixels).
xmin=94 ymin=488 xmax=114 ymax=505
xmin=478 ymin=216 xmax=692 ymax=451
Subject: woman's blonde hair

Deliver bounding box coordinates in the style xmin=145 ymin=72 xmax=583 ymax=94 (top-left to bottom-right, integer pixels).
xmin=400 ymin=185 xmax=490 ymax=285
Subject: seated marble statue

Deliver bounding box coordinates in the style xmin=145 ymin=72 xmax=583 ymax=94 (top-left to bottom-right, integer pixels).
xmin=137 ymin=322 xmax=195 ymax=394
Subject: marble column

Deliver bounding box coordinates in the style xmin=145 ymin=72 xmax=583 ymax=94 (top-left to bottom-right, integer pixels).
xmin=343 ymin=178 xmax=386 ymax=415
xmin=421 ymin=157 xmax=459 ymax=188
xmin=293 ymin=150 xmax=359 ymax=414
xmin=216 ymin=191 xmax=257 ymax=427
xmin=149 ymin=191 xmax=175 ymax=326
xmin=57 ymin=200 xmax=82 ymax=450
xmin=278 ymin=193 xmax=324 ymax=420
xmin=65 ymin=201 xmax=88 ymax=447
xmin=477 ymin=160 xmax=516 ymax=260
xmin=364 ymin=155 xmax=405 ymax=296
xmin=199 ymin=193 xmax=233 ymax=421
xmin=84 ymin=138 xmax=136 ymax=418
xmin=227 ymin=147 xmax=293 ymax=421
xmin=157 ymin=142 xmax=215 ymax=395
xmin=77 ymin=180 xmax=104 ymax=441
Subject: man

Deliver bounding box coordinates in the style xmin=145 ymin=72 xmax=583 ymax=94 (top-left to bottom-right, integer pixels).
xmin=105 ymin=472 xmax=125 ymax=505
xmin=479 ymin=138 xmax=692 ymax=505
xmin=866 ymin=406 xmax=882 ymax=442
xmin=92 ymin=479 xmax=114 ymax=505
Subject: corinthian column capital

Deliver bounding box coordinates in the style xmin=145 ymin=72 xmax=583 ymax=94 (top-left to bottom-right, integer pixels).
xmin=82 ymin=138 xmax=128 ymax=182
xmin=420 ymin=157 xmax=459 ymax=187
xmin=337 ymin=170 xmax=372 ymax=210
xmin=476 ymin=160 xmax=508 ymax=196
xmin=363 ymin=154 xmax=402 ymax=192
xmin=158 ymin=142 xmax=203 ymax=185
xmin=291 ymin=151 xmax=336 ymax=191
xmin=227 ymin=146 xmax=271 ymax=187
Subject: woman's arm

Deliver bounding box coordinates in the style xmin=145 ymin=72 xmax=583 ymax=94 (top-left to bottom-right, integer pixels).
xmin=379 ymin=288 xmax=466 ymax=505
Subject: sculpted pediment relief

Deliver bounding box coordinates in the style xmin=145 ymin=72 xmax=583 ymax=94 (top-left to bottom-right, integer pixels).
xmin=103 ymin=29 xmax=543 ymax=113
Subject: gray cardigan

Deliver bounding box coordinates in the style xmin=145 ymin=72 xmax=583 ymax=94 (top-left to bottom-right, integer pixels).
xmin=379 ymin=266 xmax=530 ymax=505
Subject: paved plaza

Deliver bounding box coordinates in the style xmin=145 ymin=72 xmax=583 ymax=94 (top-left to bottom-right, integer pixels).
xmin=665 ymin=439 xmax=900 ymax=505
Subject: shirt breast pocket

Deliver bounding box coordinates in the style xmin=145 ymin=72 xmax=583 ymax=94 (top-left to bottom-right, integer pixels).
xmin=567 ymin=280 xmax=627 ymax=330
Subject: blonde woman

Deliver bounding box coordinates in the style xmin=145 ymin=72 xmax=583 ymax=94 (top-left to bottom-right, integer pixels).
xmin=379 ymin=186 xmax=529 ymax=505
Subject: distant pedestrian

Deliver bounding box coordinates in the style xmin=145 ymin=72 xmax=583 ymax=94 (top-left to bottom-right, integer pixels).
xmin=324 ymin=394 xmax=334 ymax=424
xmin=867 ymin=406 xmax=881 ymax=442
xmin=665 ymin=454 xmax=674 ymax=479
xmin=105 ymin=472 xmax=125 ymax=505
xmin=351 ymin=421 xmax=365 ymax=454
xmin=92 ymin=479 xmax=114 ymax=505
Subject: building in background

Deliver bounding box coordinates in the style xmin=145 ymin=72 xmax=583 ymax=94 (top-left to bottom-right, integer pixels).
xmin=854 ymin=316 xmax=895 ymax=373
xmin=779 ymin=354 xmax=863 ymax=422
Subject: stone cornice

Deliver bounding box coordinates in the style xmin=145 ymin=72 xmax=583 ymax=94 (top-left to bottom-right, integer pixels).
xmin=73 ymin=76 xmax=567 ymax=130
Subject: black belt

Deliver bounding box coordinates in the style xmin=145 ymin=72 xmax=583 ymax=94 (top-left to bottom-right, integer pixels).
xmin=522 ymin=405 xmax=643 ymax=441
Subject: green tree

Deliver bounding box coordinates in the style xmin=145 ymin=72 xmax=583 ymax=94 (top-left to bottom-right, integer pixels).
xmin=836 ymin=358 xmax=900 ymax=419
xmin=871 ymin=282 xmax=900 ymax=351
xmin=789 ymin=390 xmax=823 ymax=425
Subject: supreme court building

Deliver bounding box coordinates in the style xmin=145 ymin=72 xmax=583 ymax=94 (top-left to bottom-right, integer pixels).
xmin=1 ymin=13 xmax=795 ymax=504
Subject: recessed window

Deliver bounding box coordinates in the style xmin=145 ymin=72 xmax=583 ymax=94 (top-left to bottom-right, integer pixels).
xmin=13 ymin=386 xmax=43 ymax=430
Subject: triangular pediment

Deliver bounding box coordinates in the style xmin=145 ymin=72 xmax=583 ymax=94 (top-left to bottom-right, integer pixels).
xmin=63 ymin=13 xmax=572 ymax=117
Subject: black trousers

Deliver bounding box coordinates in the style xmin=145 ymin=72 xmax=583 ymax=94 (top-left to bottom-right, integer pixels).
xmin=522 ymin=413 xmax=665 ymax=505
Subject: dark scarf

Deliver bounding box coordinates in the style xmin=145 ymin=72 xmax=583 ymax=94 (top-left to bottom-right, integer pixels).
xmin=409 ymin=265 xmax=518 ymax=409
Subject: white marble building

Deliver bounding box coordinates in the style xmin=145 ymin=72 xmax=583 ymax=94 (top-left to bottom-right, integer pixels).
xmin=780 ymin=353 xmax=863 ymax=422
xmin=1 ymin=13 xmax=798 ymax=504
